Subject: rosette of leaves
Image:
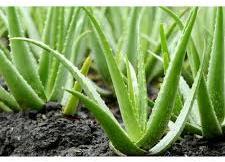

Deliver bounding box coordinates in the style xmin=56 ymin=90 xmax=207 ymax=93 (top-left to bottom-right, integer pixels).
xmin=12 ymin=7 xmax=205 ymax=155
xmin=0 ymin=7 xmax=90 ymax=115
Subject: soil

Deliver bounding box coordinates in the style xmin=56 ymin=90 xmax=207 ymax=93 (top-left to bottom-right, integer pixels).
xmin=1 ymin=101 xmax=225 ymax=156
xmin=0 ymin=102 xmax=114 ymax=156
xmin=1 ymin=77 xmax=225 ymax=156
xmin=166 ymin=135 xmax=225 ymax=156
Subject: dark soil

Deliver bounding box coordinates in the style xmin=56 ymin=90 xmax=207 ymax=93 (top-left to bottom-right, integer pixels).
xmin=166 ymin=135 xmax=225 ymax=156
xmin=0 ymin=102 xmax=114 ymax=156
xmin=1 ymin=76 xmax=225 ymax=156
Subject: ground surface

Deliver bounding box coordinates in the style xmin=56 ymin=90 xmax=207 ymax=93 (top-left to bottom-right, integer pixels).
xmin=1 ymin=102 xmax=225 ymax=156
xmin=0 ymin=103 xmax=114 ymax=156
xmin=1 ymin=76 xmax=225 ymax=156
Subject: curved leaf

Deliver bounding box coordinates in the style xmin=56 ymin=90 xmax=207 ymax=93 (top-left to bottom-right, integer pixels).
xmin=6 ymin=7 xmax=46 ymax=101
xmin=149 ymin=41 xmax=206 ymax=155
xmin=0 ymin=49 xmax=44 ymax=110
xmin=83 ymin=7 xmax=142 ymax=140
xmin=66 ymin=90 xmax=146 ymax=155
xmin=207 ymin=7 xmax=225 ymax=123
xmin=137 ymin=7 xmax=198 ymax=149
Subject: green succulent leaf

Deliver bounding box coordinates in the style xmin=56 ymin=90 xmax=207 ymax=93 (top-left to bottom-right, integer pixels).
xmin=0 ymin=86 xmax=20 ymax=111
xmin=10 ymin=37 xmax=109 ymax=114
xmin=65 ymin=90 xmax=146 ymax=155
xmin=11 ymin=37 xmax=146 ymax=155
xmin=161 ymin=6 xmax=222 ymax=138
xmin=0 ymin=101 xmax=12 ymax=112
xmin=83 ymin=7 xmax=142 ymax=140
xmin=38 ymin=7 xmax=54 ymax=88
xmin=137 ymin=7 xmax=198 ymax=149
xmin=6 ymin=7 xmax=46 ymax=101
xmin=63 ymin=56 xmax=92 ymax=115
xmin=149 ymin=41 xmax=206 ymax=155
xmin=207 ymin=7 xmax=225 ymax=123
xmin=49 ymin=8 xmax=80 ymax=101
xmin=0 ymin=49 xmax=44 ymax=110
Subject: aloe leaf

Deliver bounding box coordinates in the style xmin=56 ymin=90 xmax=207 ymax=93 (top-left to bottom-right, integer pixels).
xmin=107 ymin=7 xmax=126 ymax=40
xmin=159 ymin=23 xmax=170 ymax=72
xmin=83 ymin=7 xmax=142 ymax=140
xmin=94 ymin=85 xmax=112 ymax=96
xmin=0 ymin=9 xmax=7 ymax=28
xmin=137 ymin=8 xmax=148 ymax=130
xmin=0 ymin=49 xmax=44 ymax=110
xmin=137 ymin=7 xmax=198 ymax=149
xmin=160 ymin=7 xmax=183 ymax=29
xmin=179 ymin=76 xmax=201 ymax=126
xmin=65 ymin=90 xmax=146 ymax=155
xmin=70 ymin=22 xmax=90 ymax=64
xmin=142 ymin=34 xmax=157 ymax=48
xmin=6 ymin=7 xmax=46 ymax=101
xmin=38 ymin=7 xmax=54 ymax=88
xmin=95 ymin=9 xmax=117 ymax=51
xmin=125 ymin=7 xmax=140 ymax=68
xmin=11 ymin=37 xmax=109 ymax=114
xmin=63 ymin=56 xmax=92 ymax=115
xmin=19 ymin=7 xmax=41 ymax=58
xmin=0 ymin=86 xmax=20 ymax=111
xmin=30 ymin=7 xmax=47 ymax=34
xmin=160 ymin=23 xmax=183 ymax=116
xmin=149 ymin=42 xmax=206 ymax=155
xmin=126 ymin=58 xmax=139 ymax=118
xmin=161 ymin=6 xmax=222 ymax=138
xmin=47 ymin=7 xmax=65 ymax=99
xmin=0 ymin=42 xmax=10 ymax=60
xmin=88 ymin=12 xmax=111 ymax=83
xmin=0 ymin=101 xmax=12 ymax=112
xmin=49 ymin=8 xmax=80 ymax=101
xmin=207 ymin=7 xmax=225 ymax=123
xmin=171 ymin=115 xmax=202 ymax=136
xmin=145 ymin=8 xmax=188 ymax=83
xmin=61 ymin=30 xmax=91 ymax=105
xmin=147 ymin=50 xmax=163 ymax=62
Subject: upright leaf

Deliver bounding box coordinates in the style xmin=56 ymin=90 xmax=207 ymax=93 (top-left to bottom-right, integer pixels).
xmin=0 ymin=49 xmax=44 ymax=110
xmin=49 ymin=8 xmax=80 ymax=101
xmin=63 ymin=56 xmax=92 ymax=115
xmin=6 ymin=7 xmax=46 ymax=101
xmin=161 ymin=6 xmax=222 ymax=138
xmin=47 ymin=7 xmax=65 ymax=99
xmin=207 ymin=7 xmax=225 ymax=123
xmin=137 ymin=8 xmax=148 ymax=130
xmin=150 ymin=46 xmax=206 ymax=154
xmin=66 ymin=90 xmax=146 ymax=155
xmin=137 ymin=8 xmax=198 ymax=149
xmin=83 ymin=7 xmax=142 ymax=140
xmin=125 ymin=7 xmax=139 ymax=68
xmin=0 ymin=86 xmax=20 ymax=111
xmin=38 ymin=8 xmax=54 ymax=88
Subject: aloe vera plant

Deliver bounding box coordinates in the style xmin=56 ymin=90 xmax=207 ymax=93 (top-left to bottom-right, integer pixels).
xmin=160 ymin=7 xmax=225 ymax=139
xmin=0 ymin=7 xmax=91 ymax=114
xmin=11 ymin=7 xmax=202 ymax=155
